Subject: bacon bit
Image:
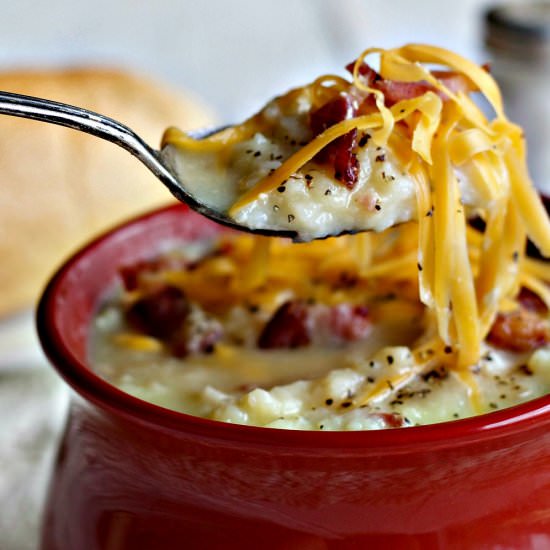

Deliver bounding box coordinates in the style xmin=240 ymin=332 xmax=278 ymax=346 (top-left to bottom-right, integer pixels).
xmin=345 ymin=60 xmax=380 ymax=86
xmin=310 ymin=95 xmax=353 ymax=137
xmin=346 ymin=59 xmax=478 ymax=107
xmin=518 ymin=287 xmax=548 ymax=314
xmin=126 ymin=285 xmax=190 ymax=339
xmin=487 ymin=308 xmax=550 ymax=352
xmin=375 ymin=412 xmax=407 ymax=428
xmin=356 ymin=94 xmax=378 ymax=116
xmin=119 ymin=263 xmax=146 ymax=291
xmin=333 ymin=128 xmax=359 ymax=189
xmin=328 ymin=304 xmax=371 ymax=341
xmin=310 ymin=96 xmax=359 ymax=189
xmin=336 ymin=272 xmax=358 ymax=289
xmin=375 ymin=80 xmax=435 ymax=105
xmin=375 ymin=75 xmax=476 ymax=106
xmin=126 ymin=284 xmax=225 ymax=358
xmin=258 ymin=301 xmax=372 ymax=350
xmin=432 ymin=69 xmax=480 ymax=94
xmin=258 ymin=301 xmax=311 ymax=349
xmin=312 ymin=55 xmax=482 ymax=187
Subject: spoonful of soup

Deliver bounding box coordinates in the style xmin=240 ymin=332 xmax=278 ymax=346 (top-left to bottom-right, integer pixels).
xmin=158 ymin=43 xmax=548 ymax=244
xmin=0 ymin=44 xmax=548 ymax=248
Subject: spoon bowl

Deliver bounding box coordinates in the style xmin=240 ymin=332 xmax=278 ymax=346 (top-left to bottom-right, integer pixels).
xmin=0 ymin=91 xmax=298 ymax=239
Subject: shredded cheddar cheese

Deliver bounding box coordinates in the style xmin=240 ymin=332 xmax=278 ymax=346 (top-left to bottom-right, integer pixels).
xmin=161 ymin=44 xmax=550 ymax=412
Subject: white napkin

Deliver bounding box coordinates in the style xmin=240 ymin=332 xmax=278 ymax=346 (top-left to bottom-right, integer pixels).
xmin=0 ymin=312 xmax=68 ymax=550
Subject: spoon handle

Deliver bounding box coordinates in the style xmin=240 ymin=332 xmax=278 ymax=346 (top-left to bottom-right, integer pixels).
xmin=0 ymin=90 xmax=181 ymax=192
xmin=0 ymin=91 xmax=298 ymax=239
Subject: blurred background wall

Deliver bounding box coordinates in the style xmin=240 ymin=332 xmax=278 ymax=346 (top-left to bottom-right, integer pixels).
xmin=0 ymin=0 xmax=494 ymax=122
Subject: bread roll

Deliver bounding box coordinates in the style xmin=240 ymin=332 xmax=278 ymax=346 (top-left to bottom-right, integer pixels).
xmin=0 ymin=68 xmax=215 ymax=316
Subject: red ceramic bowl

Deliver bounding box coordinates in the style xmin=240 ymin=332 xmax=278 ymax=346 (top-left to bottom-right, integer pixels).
xmin=37 ymin=204 xmax=550 ymax=550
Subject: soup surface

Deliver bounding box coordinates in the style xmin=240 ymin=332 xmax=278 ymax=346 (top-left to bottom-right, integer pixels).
xmin=91 ymin=44 xmax=550 ymax=430
xmin=90 ymin=236 xmax=550 ymax=430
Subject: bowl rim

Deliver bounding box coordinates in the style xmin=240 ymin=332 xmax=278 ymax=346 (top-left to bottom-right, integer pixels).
xmin=36 ymin=203 xmax=550 ymax=453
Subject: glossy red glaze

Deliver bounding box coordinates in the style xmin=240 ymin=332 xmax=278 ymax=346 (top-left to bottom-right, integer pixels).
xmin=37 ymin=204 xmax=550 ymax=549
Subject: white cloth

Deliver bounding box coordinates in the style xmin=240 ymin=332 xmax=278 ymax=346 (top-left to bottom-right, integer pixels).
xmin=0 ymin=312 xmax=68 ymax=550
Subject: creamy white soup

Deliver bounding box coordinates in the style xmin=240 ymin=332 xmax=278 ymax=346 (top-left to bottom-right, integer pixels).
xmin=90 ymin=234 xmax=550 ymax=430
xmin=90 ymin=44 xmax=550 ymax=430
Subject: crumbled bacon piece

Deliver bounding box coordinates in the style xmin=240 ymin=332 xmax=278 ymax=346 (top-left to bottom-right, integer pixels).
xmin=258 ymin=301 xmax=310 ymax=349
xmin=345 ymin=60 xmax=381 ymax=86
xmin=258 ymin=300 xmax=371 ymax=349
xmin=487 ymin=308 xmax=550 ymax=352
xmin=326 ymin=304 xmax=371 ymax=342
xmin=309 ymin=96 xmax=360 ymax=189
xmin=310 ymin=95 xmax=354 ymax=138
xmin=126 ymin=285 xmax=189 ymax=339
xmin=305 ymin=59 xmax=482 ymax=189
xmin=332 ymin=128 xmax=359 ymax=189
xmin=374 ymin=80 xmax=438 ymax=105
xmin=375 ymin=412 xmax=408 ymax=428
xmin=356 ymin=94 xmax=378 ymax=116
xmin=432 ymin=70 xmax=479 ymax=95
xmin=375 ymin=75 xmax=476 ymax=106
xmin=517 ymin=287 xmax=548 ymax=314
xmin=346 ymin=60 xmax=478 ymax=106
xmin=126 ymin=285 xmax=224 ymax=357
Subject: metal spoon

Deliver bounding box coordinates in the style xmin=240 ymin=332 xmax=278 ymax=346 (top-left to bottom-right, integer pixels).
xmin=0 ymin=91 xmax=298 ymax=239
